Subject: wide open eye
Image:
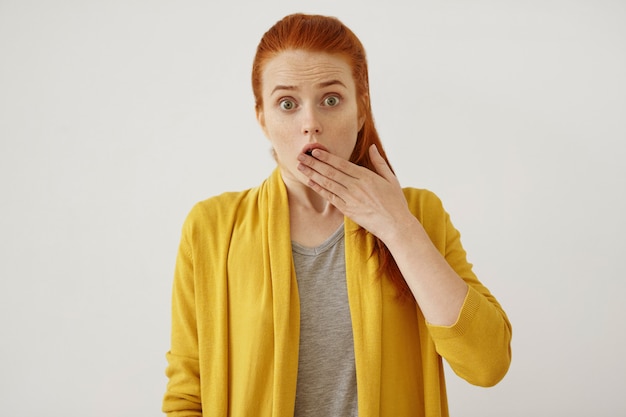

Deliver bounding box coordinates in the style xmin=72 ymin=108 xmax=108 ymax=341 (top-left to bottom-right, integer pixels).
xmin=279 ymin=99 xmax=296 ymax=111
xmin=323 ymin=95 xmax=340 ymax=107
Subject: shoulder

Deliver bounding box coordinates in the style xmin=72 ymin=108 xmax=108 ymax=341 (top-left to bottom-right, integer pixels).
xmin=402 ymin=187 xmax=459 ymax=251
xmin=193 ymin=189 xmax=253 ymax=217
xmin=182 ymin=186 xmax=261 ymax=236
xmin=402 ymin=187 xmax=446 ymax=216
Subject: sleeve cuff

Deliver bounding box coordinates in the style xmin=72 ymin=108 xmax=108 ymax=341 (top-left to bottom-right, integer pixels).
xmin=426 ymin=286 xmax=482 ymax=339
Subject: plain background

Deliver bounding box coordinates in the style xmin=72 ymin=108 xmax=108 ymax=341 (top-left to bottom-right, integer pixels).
xmin=1 ymin=0 xmax=625 ymax=415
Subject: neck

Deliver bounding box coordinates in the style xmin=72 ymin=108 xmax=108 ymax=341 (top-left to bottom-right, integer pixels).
xmin=282 ymin=173 xmax=344 ymax=247
xmin=283 ymin=175 xmax=335 ymax=214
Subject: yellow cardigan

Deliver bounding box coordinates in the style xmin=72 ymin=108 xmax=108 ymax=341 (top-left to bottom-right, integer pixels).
xmin=163 ymin=168 xmax=512 ymax=416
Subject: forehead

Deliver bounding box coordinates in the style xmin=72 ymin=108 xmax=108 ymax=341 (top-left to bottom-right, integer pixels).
xmin=261 ymin=50 xmax=355 ymax=92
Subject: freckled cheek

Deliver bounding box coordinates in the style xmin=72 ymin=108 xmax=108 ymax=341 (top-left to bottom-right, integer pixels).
xmin=264 ymin=124 xmax=302 ymax=162
xmin=270 ymin=116 xmax=300 ymax=137
xmin=331 ymin=121 xmax=360 ymax=156
xmin=264 ymin=116 xmax=293 ymax=142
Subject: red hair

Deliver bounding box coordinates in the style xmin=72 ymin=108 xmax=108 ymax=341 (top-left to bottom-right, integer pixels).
xmin=252 ymin=14 xmax=411 ymax=298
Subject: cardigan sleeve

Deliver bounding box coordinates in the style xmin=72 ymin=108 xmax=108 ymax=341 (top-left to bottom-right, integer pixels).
xmin=406 ymin=188 xmax=512 ymax=387
xmin=162 ymin=208 xmax=203 ymax=416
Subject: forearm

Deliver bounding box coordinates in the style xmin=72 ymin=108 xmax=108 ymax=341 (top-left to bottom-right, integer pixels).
xmin=385 ymin=193 xmax=512 ymax=385
xmin=383 ymin=214 xmax=468 ymax=326
xmin=427 ymin=286 xmax=512 ymax=386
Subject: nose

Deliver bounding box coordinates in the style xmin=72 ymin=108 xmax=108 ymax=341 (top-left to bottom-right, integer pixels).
xmin=301 ymin=108 xmax=322 ymax=135
xmin=303 ymin=126 xmax=321 ymax=134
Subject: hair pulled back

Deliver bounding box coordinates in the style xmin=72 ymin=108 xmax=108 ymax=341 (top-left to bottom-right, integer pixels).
xmin=252 ymin=14 xmax=410 ymax=298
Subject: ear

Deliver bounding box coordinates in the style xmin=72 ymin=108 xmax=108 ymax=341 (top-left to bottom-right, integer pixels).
xmin=358 ymin=93 xmax=368 ymax=130
xmin=358 ymin=113 xmax=366 ymax=131
xmin=256 ymin=107 xmax=270 ymax=138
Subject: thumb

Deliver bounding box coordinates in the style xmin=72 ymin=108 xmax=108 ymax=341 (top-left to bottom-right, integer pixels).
xmin=369 ymin=144 xmax=396 ymax=181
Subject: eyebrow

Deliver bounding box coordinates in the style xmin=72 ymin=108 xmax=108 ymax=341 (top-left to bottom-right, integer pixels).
xmin=270 ymin=79 xmax=347 ymax=95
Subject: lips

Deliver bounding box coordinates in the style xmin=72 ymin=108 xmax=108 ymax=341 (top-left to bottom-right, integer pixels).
xmin=302 ymin=144 xmax=329 ymax=157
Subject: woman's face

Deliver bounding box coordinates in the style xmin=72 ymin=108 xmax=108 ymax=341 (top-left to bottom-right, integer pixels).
xmin=256 ymin=49 xmax=364 ymax=186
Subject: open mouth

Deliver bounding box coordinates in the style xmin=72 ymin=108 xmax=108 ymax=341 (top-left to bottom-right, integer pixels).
xmin=302 ymin=144 xmax=329 ymax=157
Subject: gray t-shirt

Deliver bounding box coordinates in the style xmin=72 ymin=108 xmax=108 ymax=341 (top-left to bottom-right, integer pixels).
xmin=291 ymin=225 xmax=358 ymax=417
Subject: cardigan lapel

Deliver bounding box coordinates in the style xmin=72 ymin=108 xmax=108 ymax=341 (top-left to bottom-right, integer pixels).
xmin=262 ymin=169 xmax=300 ymax=416
xmin=258 ymin=169 xmax=383 ymax=416
xmin=344 ymin=218 xmax=383 ymax=417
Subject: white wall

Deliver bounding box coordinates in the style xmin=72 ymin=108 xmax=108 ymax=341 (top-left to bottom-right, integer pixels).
xmin=1 ymin=0 xmax=624 ymax=415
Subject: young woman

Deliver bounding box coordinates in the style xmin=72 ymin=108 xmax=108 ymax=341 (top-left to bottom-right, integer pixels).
xmin=163 ymin=13 xmax=512 ymax=417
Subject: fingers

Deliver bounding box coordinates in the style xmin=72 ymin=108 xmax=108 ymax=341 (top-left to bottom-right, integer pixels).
xmin=297 ymin=146 xmax=402 ymax=212
xmin=307 ymin=179 xmax=348 ymax=211
xmin=297 ymin=145 xmax=398 ymax=193
xmin=305 ymin=144 xmax=395 ymax=182
xmin=297 ymin=151 xmax=352 ymax=197
xmin=299 ymin=148 xmax=358 ymax=179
